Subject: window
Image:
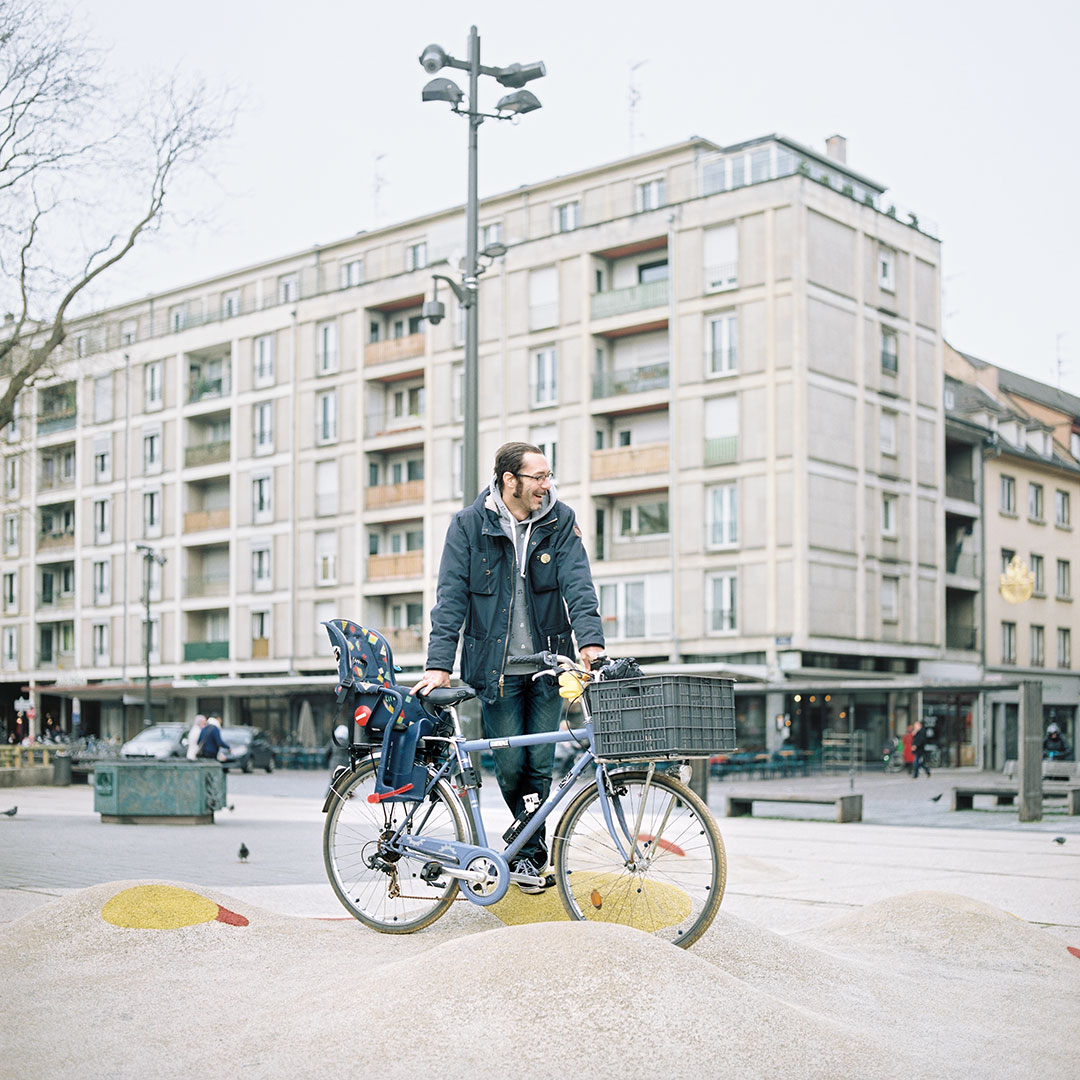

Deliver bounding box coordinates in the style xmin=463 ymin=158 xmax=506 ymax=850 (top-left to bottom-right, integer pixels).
xmin=278 ymin=273 xmax=299 ymax=304
xmin=552 ymin=201 xmax=579 ymax=233
xmin=2 ymin=626 xmax=16 ymax=668
xmin=93 ymin=623 xmax=109 ymax=665
xmin=223 ymin=289 xmax=241 ymax=318
xmin=880 ymin=412 xmax=897 ymax=456
xmin=705 ymin=395 xmax=738 ymax=465
xmin=1001 ymin=547 xmax=1016 ymax=574
xmin=1030 ymin=625 xmax=1045 ymax=667
xmin=618 ymin=500 xmax=669 ymax=539
xmin=144 ymin=361 xmax=163 ymax=411
xmin=406 ymin=241 xmax=427 ymax=271
xmin=530 ymin=424 xmax=558 ymax=479
xmin=93 ymin=560 xmax=110 ymax=605
xmin=1058 ymin=627 xmax=1072 ymax=669
xmin=2 ymin=513 xmax=15 ymax=556
xmin=451 ymin=439 xmax=463 ymax=499
xmin=1055 ymin=489 xmax=1071 ymax=527
xmin=252 ymin=544 xmax=272 ymax=591
xmin=143 ymin=489 xmax=162 ymax=538
xmin=708 ymin=483 xmax=737 ymax=547
xmin=479 ymin=222 xmax=502 ymax=249
xmin=74 ymin=331 xmax=89 ymax=357
xmin=93 ymin=498 xmax=111 ymax=544
xmin=168 ymin=305 xmax=185 ymax=333
xmin=600 ymin=580 xmax=647 ymax=639
xmin=316 ymin=531 xmax=337 ymax=585
xmin=143 ymin=617 xmax=161 ymax=664
xmin=142 ymin=427 xmax=162 ymax=474
xmin=709 ymin=572 xmax=737 ymax=633
xmin=4 ymin=456 xmax=17 ymax=497
xmin=251 ymin=610 xmax=270 ymax=644
xmin=1072 ymin=432 xmax=1080 ymax=460
xmin=531 ymin=348 xmax=557 ymax=407
xmin=340 ymin=259 xmax=363 ymax=288
xmin=881 ymin=326 xmax=898 ymax=373
xmin=252 ymin=474 xmax=273 ymax=523
xmin=528 ymin=266 xmax=558 ymax=330
xmin=881 ymin=575 xmax=899 ymax=622
xmin=878 ymin=247 xmax=896 ymax=292
xmin=2 ymin=572 xmax=16 ymax=612
xmin=704 ymin=223 xmax=737 ymax=292
xmin=1000 ymin=475 xmax=1016 ymax=513
xmin=1031 ymin=554 xmax=1045 ymax=595
xmin=253 ymin=402 xmax=273 ymax=455
xmin=1028 ymin=482 xmax=1044 ymax=521
xmin=1057 ymin=559 xmax=1071 ymax=598
xmin=316 ymin=390 xmax=338 ymax=443
xmin=1001 ymin=621 xmax=1017 ymax=664
xmin=637 ymin=259 xmax=668 ymax=284
xmin=316 ymin=321 xmax=338 ymax=374
xmin=635 ymin=177 xmax=665 ymax=212
xmin=93 ymin=375 xmax=113 ymax=423
xmin=707 ymin=313 xmax=737 ymax=376
xmin=315 ymin=460 xmax=338 ymax=516
xmin=451 ymin=362 xmax=464 ymax=421
xmin=391 ymin=384 xmax=424 ymax=421
xmin=93 ymin=437 xmax=111 ymax=484
xmin=254 ymin=335 xmax=274 ymax=387
xmin=882 ymin=493 xmax=898 ymax=536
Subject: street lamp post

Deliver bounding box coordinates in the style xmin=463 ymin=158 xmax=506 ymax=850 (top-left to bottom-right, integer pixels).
xmin=135 ymin=544 xmax=165 ymax=727
xmin=418 ymin=27 xmax=545 ymax=506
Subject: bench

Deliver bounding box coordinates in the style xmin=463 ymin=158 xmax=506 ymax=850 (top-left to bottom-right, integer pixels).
xmin=726 ymin=792 xmax=863 ymax=823
xmin=951 ymin=785 xmax=1080 ymax=814
xmin=1003 ymin=759 xmax=1080 ymax=782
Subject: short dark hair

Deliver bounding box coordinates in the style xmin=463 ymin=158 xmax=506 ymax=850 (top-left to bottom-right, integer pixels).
xmin=493 ymin=441 xmax=542 ymax=491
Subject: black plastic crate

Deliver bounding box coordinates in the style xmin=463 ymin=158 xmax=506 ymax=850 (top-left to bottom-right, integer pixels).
xmin=585 ymin=675 xmax=736 ymax=761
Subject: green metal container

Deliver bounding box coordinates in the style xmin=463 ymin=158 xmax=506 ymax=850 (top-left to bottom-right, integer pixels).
xmin=93 ymin=760 xmax=226 ymax=824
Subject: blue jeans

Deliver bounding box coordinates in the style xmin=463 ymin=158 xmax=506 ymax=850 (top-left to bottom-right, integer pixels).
xmin=481 ymin=673 xmax=562 ymax=867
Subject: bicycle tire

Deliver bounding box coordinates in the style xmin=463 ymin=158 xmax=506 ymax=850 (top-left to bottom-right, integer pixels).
xmin=323 ymin=758 xmax=474 ymax=933
xmin=552 ymin=769 xmax=726 ymax=948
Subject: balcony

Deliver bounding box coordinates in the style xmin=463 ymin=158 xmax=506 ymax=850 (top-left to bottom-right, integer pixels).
xmin=366 ymin=408 xmax=423 ymax=439
xmin=187 ymin=371 xmax=231 ymax=403
xmin=185 ymin=572 xmax=230 ymax=598
xmin=184 ymin=641 xmax=229 ymax=661
xmin=367 ymin=551 xmax=423 ymax=580
xmin=591 ymin=280 xmax=668 ymax=320
xmin=38 ymin=471 xmax=75 ymax=494
xmin=185 ymin=440 xmax=230 ymax=468
xmin=37 ymin=406 xmax=77 ymax=435
xmin=251 ymin=637 xmax=269 ymax=659
xmin=591 ymin=442 xmax=669 ymax=481
xmin=945 ymin=475 xmax=976 ymax=502
xmin=37 ymin=531 xmax=75 ymax=552
xmin=592 ymin=362 xmax=669 ymax=399
xmin=384 ymin=627 xmax=423 ymax=654
xmin=946 ymin=551 xmax=978 ymax=577
xmin=365 ymin=480 xmax=424 ymax=510
xmin=365 ymin=333 xmax=424 ymax=366
xmin=184 ymin=508 xmax=230 ymax=532
xmin=705 ymin=436 xmax=738 ymax=466
xmin=945 ymin=624 xmax=978 ymax=650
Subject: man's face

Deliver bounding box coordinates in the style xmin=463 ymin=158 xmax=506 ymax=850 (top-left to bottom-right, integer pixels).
xmin=502 ymin=452 xmax=552 ymax=518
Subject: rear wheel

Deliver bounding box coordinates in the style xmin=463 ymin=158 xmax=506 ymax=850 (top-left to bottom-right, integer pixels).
xmin=323 ymin=758 xmax=473 ymax=933
xmin=552 ymin=769 xmax=725 ymax=948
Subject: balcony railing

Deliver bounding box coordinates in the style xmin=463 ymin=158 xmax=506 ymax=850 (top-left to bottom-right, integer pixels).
xmin=183 ymin=508 xmax=230 ymax=532
xmin=384 ymin=627 xmax=423 ymax=654
xmin=704 ymin=435 xmax=738 ymax=465
xmin=591 ymin=442 xmax=669 ymax=481
xmin=183 ymin=641 xmax=229 ymax=661
xmin=37 ymin=592 xmax=74 ymax=610
xmin=945 ymin=475 xmax=976 ymax=502
xmin=251 ymin=637 xmax=269 ymax=659
xmin=367 ymin=551 xmax=424 ymax=580
xmin=37 ymin=408 xmax=77 ymax=435
xmin=946 ymin=624 xmax=978 ymax=650
xmin=366 ymin=409 xmax=423 ymax=439
xmin=592 ymin=362 xmax=669 ymax=399
xmin=946 ymin=551 xmax=978 ymax=577
xmin=185 ymin=572 xmax=230 ymax=598
xmin=185 ymin=440 xmax=231 ymax=468
xmin=704 ymin=262 xmax=738 ymax=292
xmin=37 ymin=531 xmax=75 ymax=551
xmin=366 ymin=480 xmax=424 ymax=510
xmin=591 ymin=279 xmax=668 ymax=320
xmin=187 ymin=372 xmax=232 ymax=403
xmin=38 ymin=473 xmax=75 ymax=492
xmin=365 ymin=333 xmax=424 ymax=366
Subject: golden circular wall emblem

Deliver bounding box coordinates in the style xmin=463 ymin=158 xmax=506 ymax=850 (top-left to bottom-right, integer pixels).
xmin=1000 ymin=555 xmax=1034 ymax=604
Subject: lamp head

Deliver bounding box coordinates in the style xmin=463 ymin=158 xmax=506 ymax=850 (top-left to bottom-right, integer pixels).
xmin=422 ymin=77 xmax=464 ymax=107
xmin=495 ymin=61 xmax=546 ymax=88
xmin=495 ymin=89 xmax=542 ymax=116
xmin=481 ymin=242 xmax=508 ymax=260
xmin=419 ymin=44 xmax=449 ymax=74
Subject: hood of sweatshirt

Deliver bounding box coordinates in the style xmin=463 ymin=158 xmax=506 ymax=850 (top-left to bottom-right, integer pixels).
xmin=487 ymin=476 xmax=555 ymax=577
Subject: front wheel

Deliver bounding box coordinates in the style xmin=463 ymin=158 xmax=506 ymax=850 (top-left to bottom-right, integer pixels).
xmin=552 ymin=769 xmax=725 ymax=948
xmin=323 ymin=758 xmax=474 ymax=934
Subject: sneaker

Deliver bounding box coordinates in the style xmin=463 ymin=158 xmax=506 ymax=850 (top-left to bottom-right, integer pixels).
xmin=512 ymin=857 xmax=555 ymax=894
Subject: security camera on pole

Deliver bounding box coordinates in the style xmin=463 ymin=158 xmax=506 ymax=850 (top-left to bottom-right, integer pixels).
xmin=418 ymin=27 xmax=545 ymax=506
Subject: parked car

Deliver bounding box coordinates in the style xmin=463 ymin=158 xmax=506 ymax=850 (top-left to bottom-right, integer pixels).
xmin=121 ymin=723 xmax=188 ymax=759
xmin=219 ymin=727 xmax=277 ymax=773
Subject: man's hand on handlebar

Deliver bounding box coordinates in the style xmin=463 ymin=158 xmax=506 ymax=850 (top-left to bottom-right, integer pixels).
xmin=410 ymin=669 xmax=451 ymax=696
xmin=579 ymin=645 xmax=606 ymax=671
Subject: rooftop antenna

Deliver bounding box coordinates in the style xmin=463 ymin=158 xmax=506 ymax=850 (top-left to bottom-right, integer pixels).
xmin=628 ymin=60 xmax=647 ymax=154
xmin=372 ymin=153 xmax=387 ymax=225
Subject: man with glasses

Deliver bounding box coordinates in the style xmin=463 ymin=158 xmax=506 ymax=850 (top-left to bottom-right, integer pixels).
xmin=412 ymin=441 xmax=605 ymax=891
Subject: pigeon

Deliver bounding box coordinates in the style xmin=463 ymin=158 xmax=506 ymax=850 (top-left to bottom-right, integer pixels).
xmin=1052 ymin=836 xmax=1066 ymax=845
xmin=238 ymin=842 xmax=249 ymax=862
xmin=2 ymin=806 xmax=16 ymax=817
xmin=228 ymin=804 xmax=235 ymax=811
xmin=930 ymin=793 xmax=943 ymax=802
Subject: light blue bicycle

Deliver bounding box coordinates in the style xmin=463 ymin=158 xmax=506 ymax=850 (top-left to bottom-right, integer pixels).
xmin=321 ymin=634 xmax=733 ymax=948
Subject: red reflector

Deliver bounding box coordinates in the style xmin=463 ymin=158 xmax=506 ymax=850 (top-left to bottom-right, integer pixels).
xmin=354 ymin=706 xmax=372 ymax=727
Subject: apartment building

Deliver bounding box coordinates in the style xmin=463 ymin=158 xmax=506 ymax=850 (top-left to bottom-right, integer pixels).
xmin=943 ymin=347 xmax=1080 ymax=766
xmin=0 ymin=133 xmax=948 ymax=754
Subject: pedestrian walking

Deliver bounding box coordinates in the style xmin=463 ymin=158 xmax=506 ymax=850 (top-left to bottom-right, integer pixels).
xmin=912 ymin=720 xmax=931 ymax=779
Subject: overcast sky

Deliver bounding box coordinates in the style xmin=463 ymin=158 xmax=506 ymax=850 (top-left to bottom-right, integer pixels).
xmin=87 ymin=0 xmax=1079 ymax=397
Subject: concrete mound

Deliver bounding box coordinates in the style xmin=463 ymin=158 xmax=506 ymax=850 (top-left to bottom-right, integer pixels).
xmin=2 ymin=881 xmax=1078 ymax=1080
